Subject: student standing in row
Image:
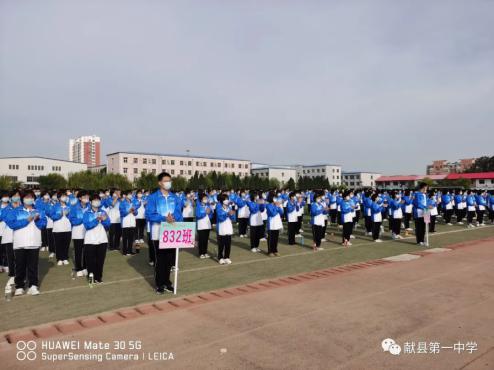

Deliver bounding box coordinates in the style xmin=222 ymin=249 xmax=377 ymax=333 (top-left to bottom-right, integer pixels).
xmin=216 ymin=193 xmax=235 ymax=264
xmin=413 ymin=182 xmax=429 ymax=246
xmin=286 ymin=192 xmax=299 ymax=245
xmin=69 ymin=190 xmax=89 ymax=277
xmin=310 ymin=190 xmax=327 ymax=251
xmin=454 ymin=190 xmax=466 ymax=225
xmin=107 ymin=189 xmax=122 ymax=251
xmin=442 ymin=190 xmax=454 ymax=225
xmin=7 ymin=190 xmax=47 ymax=296
xmin=236 ymin=190 xmax=250 ymax=238
xmin=120 ymin=191 xmax=138 ymax=256
xmin=466 ymin=190 xmax=477 ymax=228
xmin=195 ymin=193 xmax=212 ymax=259
xmin=1 ymin=191 xmax=18 ymax=292
xmin=340 ymin=190 xmax=355 ymax=247
xmin=427 ymin=190 xmax=438 ymax=233
xmin=266 ymin=192 xmax=284 ymax=256
xmin=389 ymin=191 xmax=404 ymax=240
xmin=51 ymin=191 xmax=72 ymax=266
xmin=135 ymin=190 xmax=147 ymax=245
xmin=371 ymin=194 xmax=386 ymax=242
xmin=247 ymin=191 xmax=264 ymax=253
xmin=83 ymin=194 xmax=111 ymax=284
xmin=182 ymin=191 xmax=195 ymax=222
xmin=145 ymin=172 xmax=183 ymax=294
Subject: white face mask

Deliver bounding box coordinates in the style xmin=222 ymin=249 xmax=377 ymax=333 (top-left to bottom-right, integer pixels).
xmin=92 ymin=200 xmax=101 ymax=208
xmin=223 ymin=200 xmax=229 ymax=206
xmin=60 ymin=196 xmax=68 ymax=203
xmin=137 ymin=194 xmax=142 ymax=198
xmin=162 ymin=181 xmax=172 ymax=190
xmin=43 ymin=194 xmax=50 ymax=200
xmin=1 ymin=197 xmax=9 ymax=203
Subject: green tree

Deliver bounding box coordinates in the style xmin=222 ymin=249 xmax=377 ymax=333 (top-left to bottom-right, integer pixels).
xmin=101 ymin=173 xmax=132 ymax=190
xmin=285 ymin=177 xmax=296 ymax=190
xmin=68 ymin=171 xmax=102 ymax=190
xmin=38 ymin=173 xmax=67 ymax=190
xmin=172 ymin=176 xmax=188 ymax=191
xmin=0 ymin=175 xmax=19 ymax=190
xmin=465 ymin=156 xmax=494 ymax=173
xmin=134 ymin=172 xmax=158 ymax=190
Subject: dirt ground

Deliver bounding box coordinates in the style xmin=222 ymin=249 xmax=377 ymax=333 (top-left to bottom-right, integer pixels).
xmin=2 ymin=239 xmax=493 ymax=370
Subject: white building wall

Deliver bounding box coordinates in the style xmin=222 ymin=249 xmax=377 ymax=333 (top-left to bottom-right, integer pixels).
xmin=0 ymin=157 xmax=87 ymax=185
xmin=251 ymin=167 xmax=297 ymax=185
xmin=296 ymin=165 xmax=342 ymax=185
xmin=107 ymin=152 xmax=251 ymax=182
xmin=342 ymin=172 xmax=381 ymax=188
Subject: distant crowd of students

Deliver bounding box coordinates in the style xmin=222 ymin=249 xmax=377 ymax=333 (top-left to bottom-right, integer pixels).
xmin=0 ymin=172 xmax=493 ymax=297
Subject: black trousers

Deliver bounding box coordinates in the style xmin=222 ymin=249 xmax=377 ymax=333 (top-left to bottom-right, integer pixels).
xmin=456 ymin=208 xmax=466 ymax=222
xmin=14 ymin=248 xmax=39 ymax=289
xmin=312 ymin=224 xmax=324 ymax=247
xmin=238 ymin=218 xmax=248 ymax=235
xmin=322 ymin=219 xmax=328 ymax=236
xmin=267 ymin=230 xmax=280 ymax=253
xmin=41 ymin=228 xmax=48 ymax=248
xmin=444 ymin=209 xmax=453 ymax=223
xmin=404 ymin=213 xmax=412 ymax=229
xmin=364 ymin=215 xmax=372 ymax=233
xmin=330 ymin=209 xmax=337 ymax=224
xmin=342 ymin=222 xmax=353 ymax=242
xmin=47 ymin=228 xmax=55 ymax=253
xmin=372 ymin=222 xmax=382 ymax=240
xmin=391 ymin=217 xmax=401 ymax=235
xmin=136 ymin=219 xmax=146 ymax=240
xmin=249 ymin=225 xmax=262 ymax=249
xmin=0 ymin=238 xmax=5 ymax=267
xmin=217 ymin=235 xmax=232 ymax=259
xmin=467 ymin=211 xmax=476 ymax=224
xmin=489 ymin=209 xmax=494 ymax=222
xmin=262 ymin=221 xmax=267 ymax=238
xmin=183 ymin=217 xmax=194 ymax=222
xmin=152 ymin=240 xmax=175 ymax=288
xmin=297 ymin=215 xmax=303 ymax=232
xmin=53 ymin=231 xmax=71 ymax=261
xmin=429 ymin=215 xmax=436 ymax=232
xmin=415 ymin=217 xmax=425 ymax=244
xmin=108 ymin=223 xmax=122 ymax=250
xmin=122 ymin=227 xmax=135 ymax=255
xmin=476 ymin=210 xmax=484 ymax=224
xmin=73 ymin=239 xmax=85 ymax=271
xmin=84 ymin=243 xmax=107 ymax=282
xmin=148 ymin=234 xmax=155 ymax=263
xmin=197 ymin=229 xmax=210 ymax=255
xmin=4 ymin=243 xmax=15 ymax=277
xmin=287 ymin=222 xmax=298 ymax=245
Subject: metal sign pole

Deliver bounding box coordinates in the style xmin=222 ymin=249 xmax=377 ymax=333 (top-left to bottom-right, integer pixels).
xmin=173 ymin=247 xmax=179 ymax=295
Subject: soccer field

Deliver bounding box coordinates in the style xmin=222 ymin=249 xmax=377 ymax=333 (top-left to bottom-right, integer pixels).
xmin=0 ymin=220 xmax=492 ymax=333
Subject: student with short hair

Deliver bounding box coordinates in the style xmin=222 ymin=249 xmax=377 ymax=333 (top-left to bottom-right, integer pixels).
xmin=195 ymin=193 xmax=213 ymax=259
xmin=1 ymin=191 xmax=20 ymax=293
xmin=6 ymin=190 xmax=47 ymax=296
xmin=427 ymin=190 xmax=438 ymax=233
xmin=340 ymin=190 xmax=355 ymax=247
xmin=370 ymin=193 xmax=386 ymax=242
xmin=266 ymin=192 xmax=284 ymax=256
xmin=389 ymin=191 xmax=404 ymax=239
xmin=235 ymin=190 xmax=250 ymax=238
xmin=120 ymin=190 xmax=138 ymax=256
xmin=83 ymin=194 xmax=111 ymax=284
xmin=135 ymin=189 xmax=147 ymax=245
xmin=107 ymin=189 xmax=122 ymax=251
xmin=286 ymin=192 xmax=299 ymax=245
xmin=51 ymin=191 xmax=72 ymax=266
xmin=215 ymin=193 xmax=235 ymax=264
xmin=68 ymin=190 xmax=90 ymax=277
xmin=413 ymin=182 xmax=429 ymax=246
xmin=466 ymin=190 xmax=477 ymax=228
xmin=310 ymin=190 xmax=327 ymax=251
xmin=246 ymin=191 xmax=264 ymax=253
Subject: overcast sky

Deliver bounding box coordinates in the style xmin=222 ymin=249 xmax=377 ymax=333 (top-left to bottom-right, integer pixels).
xmin=1 ymin=0 xmax=493 ymax=174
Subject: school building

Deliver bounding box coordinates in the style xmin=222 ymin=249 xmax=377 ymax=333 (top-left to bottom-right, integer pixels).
xmin=106 ymin=151 xmax=251 ymax=182
xmin=251 ymin=166 xmax=297 ymax=186
xmin=342 ymin=171 xmax=382 ymax=188
xmin=295 ymin=164 xmax=342 ymax=186
xmin=0 ymin=156 xmax=87 ymax=186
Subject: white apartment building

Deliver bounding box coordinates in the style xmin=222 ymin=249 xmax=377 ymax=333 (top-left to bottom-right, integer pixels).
xmin=342 ymin=171 xmax=381 ymax=188
xmin=0 ymin=156 xmax=87 ymax=186
xmin=251 ymin=166 xmax=297 ymax=186
xmin=69 ymin=135 xmax=101 ymax=167
xmin=107 ymin=151 xmax=251 ymax=182
xmin=296 ymin=164 xmax=342 ymax=185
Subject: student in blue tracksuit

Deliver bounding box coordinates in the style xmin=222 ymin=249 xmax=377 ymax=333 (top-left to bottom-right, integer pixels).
xmin=145 ymin=172 xmax=183 ymax=293
xmin=402 ymin=190 xmax=413 ymax=231
xmin=195 ymin=193 xmax=213 ymax=258
xmin=83 ymin=194 xmax=111 ymax=284
xmin=120 ymin=191 xmax=139 ymax=256
xmin=465 ymin=190 xmax=477 ymax=227
xmin=413 ymin=182 xmax=429 ymax=245
xmin=216 ymin=193 xmax=236 ymax=264
xmin=310 ymin=190 xmax=327 ymax=251
xmin=370 ymin=193 xmax=386 ymax=242
xmin=0 ymin=191 xmax=10 ymax=274
xmin=266 ymin=192 xmax=284 ymax=256
xmin=236 ymin=190 xmax=250 ymax=238
xmin=135 ymin=190 xmax=147 ymax=245
xmin=489 ymin=191 xmax=494 ymax=224
xmin=51 ymin=191 xmax=72 ymax=265
xmin=362 ymin=190 xmax=373 ymax=235
xmin=286 ymin=192 xmax=299 ymax=245
xmin=68 ymin=190 xmax=90 ymax=277
xmin=442 ymin=190 xmax=454 ymax=225
xmin=6 ymin=190 xmax=47 ymax=296
xmin=475 ymin=190 xmax=487 ymax=226
xmin=340 ymin=190 xmax=355 ymax=246
xmin=454 ymin=190 xmax=466 ymax=225
xmin=246 ymin=191 xmax=265 ymax=253
xmin=427 ymin=190 xmax=438 ymax=233
xmin=389 ymin=191 xmax=404 ymax=239
xmin=36 ymin=191 xmax=51 ymax=251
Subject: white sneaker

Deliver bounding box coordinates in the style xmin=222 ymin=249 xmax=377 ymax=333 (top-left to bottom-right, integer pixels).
xmin=239 ymin=235 xmax=245 ymax=238
xmin=7 ymin=276 xmax=15 ymax=286
xmin=204 ymin=253 xmax=211 ymax=258
xmin=350 ymin=235 xmax=355 ymax=239
xmin=347 ymin=242 xmax=353 ymax=246
xmin=148 ymin=261 xmax=154 ymax=266
xmin=321 ymin=238 xmax=327 ymax=242
xmin=250 ymin=248 xmax=258 ymax=253
xmin=396 ymin=235 xmax=404 ymax=239
xmin=171 ymin=266 xmax=177 ymax=272
xmin=219 ymin=258 xmax=226 ymax=265
xmin=391 ymin=234 xmax=396 ymax=240
xmin=49 ymin=253 xmax=55 ymax=258
xmin=14 ymin=288 xmax=24 ymax=296
xmin=298 ymin=229 xmax=304 ymax=233
xmin=260 ymin=238 xmax=267 ymax=241
xmin=63 ymin=260 xmax=69 ymax=265
xmin=256 ymin=248 xmax=261 ymax=252
xmin=76 ymin=270 xmax=84 ymax=277
xmin=57 ymin=260 xmax=63 ymax=266
xmin=3 ymin=267 xmax=8 ymax=274
xmin=374 ymin=239 xmax=383 ymax=243
xmin=27 ymin=285 xmax=40 ymax=295
xmin=457 ymin=222 xmax=463 ymax=225
xmin=199 ymin=254 xmax=206 ymax=259
xmin=316 ymin=247 xmax=324 ymax=251
xmin=447 ymin=223 xmax=453 ymax=226
xmin=225 ymin=258 xmax=232 ymax=264
xmin=295 ymin=234 xmax=302 ymax=237
xmin=419 ymin=242 xmax=425 ymax=246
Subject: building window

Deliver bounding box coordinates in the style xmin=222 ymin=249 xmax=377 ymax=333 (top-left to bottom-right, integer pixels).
xmin=162 ymin=160 xmax=166 ymax=165
xmin=188 ymin=170 xmax=192 ymax=175
xmin=196 ymin=162 xmax=200 ymax=166
xmin=123 ymin=168 xmax=128 ymax=173
xmin=171 ymin=169 xmax=175 ymax=174
xmin=180 ymin=161 xmax=184 ymax=166
xmin=142 ymin=169 xmax=147 ymax=174
xmin=171 ymin=160 xmax=175 ymax=165
xmin=479 ymin=179 xmax=485 ymax=184
xmin=133 ymin=168 xmax=138 ymax=174
xmin=143 ymin=158 xmax=147 ymax=164
xmin=203 ymin=162 xmax=206 ymax=166
xmin=180 ymin=170 xmax=184 ymax=175
xmin=134 ymin=158 xmax=138 ymax=164
xmin=152 ymin=169 xmax=156 ymax=174
xmin=152 ymin=159 xmax=156 ymax=164
xmin=123 ymin=157 xmax=128 ymax=163
xmin=188 ymin=161 xmax=192 ymax=166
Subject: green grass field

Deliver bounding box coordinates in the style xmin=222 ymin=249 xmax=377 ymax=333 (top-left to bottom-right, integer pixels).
xmin=0 ymin=219 xmax=492 ymax=333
